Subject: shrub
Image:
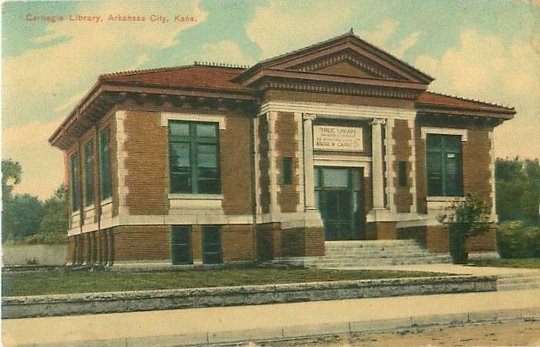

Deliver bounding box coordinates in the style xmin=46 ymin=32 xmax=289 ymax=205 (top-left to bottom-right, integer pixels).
xmin=438 ymin=194 xmax=491 ymax=264
xmin=497 ymin=221 xmax=540 ymax=258
xmin=23 ymin=232 xmax=67 ymax=245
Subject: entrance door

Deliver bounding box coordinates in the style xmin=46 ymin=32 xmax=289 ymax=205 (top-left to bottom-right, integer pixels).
xmin=315 ymin=167 xmax=364 ymax=240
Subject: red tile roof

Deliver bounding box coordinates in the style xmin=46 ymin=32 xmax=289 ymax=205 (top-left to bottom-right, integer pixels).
xmin=417 ymin=91 xmax=515 ymax=116
xmin=100 ymin=64 xmax=252 ymax=92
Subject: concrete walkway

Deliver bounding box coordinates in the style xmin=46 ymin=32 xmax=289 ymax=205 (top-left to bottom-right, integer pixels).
xmin=3 ymin=288 xmax=540 ymax=346
xmin=349 ymin=264 xmax=540 ymax=290
xmin=350 ymin=263 xmax=540 ymax=276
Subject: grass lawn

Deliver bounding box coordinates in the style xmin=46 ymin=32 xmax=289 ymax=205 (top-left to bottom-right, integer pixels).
xmin=470 ymin=258 xmax=540 ymax=269
xmin=2 ymin=268 xmax=442 ymax=297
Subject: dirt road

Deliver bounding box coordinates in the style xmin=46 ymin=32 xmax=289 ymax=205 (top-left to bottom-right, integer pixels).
xmin=261 ymin=320 xmax=540 ymax=346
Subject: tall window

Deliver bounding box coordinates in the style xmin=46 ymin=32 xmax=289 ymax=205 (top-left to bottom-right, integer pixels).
xmin=70 ymin=153 xmax=80 ymax=211
xmin=426 ymin=134 xmax=463 ymax=196
xmin=84 ymin=141 xmax=94 ymax=206
xmin=169 ymin=121 xmax=220 ymax=194
xmin=99 ymin=128 xmax=112 ymax=200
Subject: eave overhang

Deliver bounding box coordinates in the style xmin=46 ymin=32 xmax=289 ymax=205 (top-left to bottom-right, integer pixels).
xmin=49 ymin=82 xmax=258 ymax=150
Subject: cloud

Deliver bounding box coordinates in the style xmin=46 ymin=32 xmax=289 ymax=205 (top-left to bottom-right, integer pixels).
xmin=415 ymin=29 xmax=540 ymax=159
xmin=2 ymin=0 xmax=208 ymax=198
xmin=3 ymin=0 xmax=207 ymax=126
xmin=395 ymin=31 xmax=422 ymax=58
xmin=246 ymin=0 xmax=355 ymax=59
xmin=359 ymin=20 xmax=398 ymax=48
xmin=200 ymin=40 xmax=255 ymax=65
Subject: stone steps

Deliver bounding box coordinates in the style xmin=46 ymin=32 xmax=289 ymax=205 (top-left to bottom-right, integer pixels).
xmin=276 ymin=240 xmax=452 ymax=269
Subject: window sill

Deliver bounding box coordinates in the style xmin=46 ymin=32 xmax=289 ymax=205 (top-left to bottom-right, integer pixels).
xmin=426 ymin=196 xmax=465 ymax=202
xmin=100 ymin=197 xmax=113 ymax=206
xmin=168 ymin=194 xmax=223 ymax=200
xmin=84 ymin=204 xmax=95 ymax=212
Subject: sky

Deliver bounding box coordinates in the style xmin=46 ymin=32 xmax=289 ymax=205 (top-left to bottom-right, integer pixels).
xmin=2 ymin=0 xmax=539 ymax=200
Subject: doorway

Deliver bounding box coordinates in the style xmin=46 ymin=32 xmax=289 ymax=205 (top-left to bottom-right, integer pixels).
xmin=314 ymin=167 xmax=364 ymax=240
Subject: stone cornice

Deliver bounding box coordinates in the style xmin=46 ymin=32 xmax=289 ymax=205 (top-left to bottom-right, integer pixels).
xmin=259 ymin=101 xmax=417 ymax=120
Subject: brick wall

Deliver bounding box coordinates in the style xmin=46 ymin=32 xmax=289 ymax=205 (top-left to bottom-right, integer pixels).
xmin=463 ymin=128 xmax=492 ymax=201
xmin=123 ymin=111 xmax=168 ymax=215
xmin=221 ymin=115 xmax=253 ymax=215
xmin=466 ymin=226 xmax=496 ymax=252
xmin=424 ymin=225 xmax=449 ymax=253
xmin=393 ymin=119 xmax=413 ymax=213
xmin=113 ymin=225 xmax=171 ymax=261
xmin=397 ymin=226 xmax=427 ymax=246
xmin=281 ymin=227 xmax=325 ymax=257
xmin=222 ymin=225 xmax=256 ymax=262
xmin=258 ymin=115 xmax=271 ymax=213
xmin=375 ymin=222 xmax=398 ymax=239
xmin=276 ymin=112 xmax=299 ymax=213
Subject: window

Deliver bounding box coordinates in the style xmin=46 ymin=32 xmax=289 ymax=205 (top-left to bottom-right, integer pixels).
xmin=171 ymin=226 xmax=192 ymax=265
xmin=99 ymin=129 xmax=112 ymax=200
xmin=282 ymin=157 xmax=293 ymax=185
xmin=169 ymin=121 xmax=220 ymax=194
xmin=202 ymin=226 xmax=222 ymax=264
xmin=70 ymin=153 xmax=80 ymax=211
xmin=426 ymin=134 xmax=463 ymax=196
xmin=398 ymin=161 xmax=407 ymax=187
xmin=84 ymin=141 xmax=94 ymax=206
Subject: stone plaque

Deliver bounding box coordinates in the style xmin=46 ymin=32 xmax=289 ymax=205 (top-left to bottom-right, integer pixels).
xmin=313 ymin=125 xmax=363 ymax=152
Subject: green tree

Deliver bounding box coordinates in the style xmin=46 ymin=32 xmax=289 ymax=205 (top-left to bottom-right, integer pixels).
xmin=496 ymin=158 xmax=540 ymax=223
xmin=39 ymin=185 xmax=68 ymax=235
xmin=2 ymin=159 xmax=22 ymax=200
xmin=2 ymin=194 xmax=44 ymax=241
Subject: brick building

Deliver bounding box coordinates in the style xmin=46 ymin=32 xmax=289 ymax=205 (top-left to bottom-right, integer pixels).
xmin=49 ymin=32 xmax=515 ymax=267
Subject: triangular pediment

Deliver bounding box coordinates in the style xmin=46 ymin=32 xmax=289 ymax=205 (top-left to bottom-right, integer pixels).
xmin=283 ymin=49 xmax=407 ymax=81
xmin=235 ymin=32 xmax=433 ymax=86
xmin=314 ymin=61 xmax=375 ymax=78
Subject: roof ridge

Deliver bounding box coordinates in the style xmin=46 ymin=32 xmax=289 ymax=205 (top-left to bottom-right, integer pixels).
xmin=99 ymin=64 xmax=195 ymax=79
xmin=424 ymin=91 xmax=515 ymax=110
xmin=194 ymin=61 xmax=250 ymax=69
xmin=100 ymin=62 xmax=249 ymax=80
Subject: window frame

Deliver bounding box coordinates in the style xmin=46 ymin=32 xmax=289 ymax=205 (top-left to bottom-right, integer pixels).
xmin=426 ymin=133 xmax=463 ymax=197
xmin=70 ymin=153 xmax=80 ymax=212
xmin=168 ymin=120 xmax=221 ymax=195
xmin=99 ymin=128 xmax=112 ymax=201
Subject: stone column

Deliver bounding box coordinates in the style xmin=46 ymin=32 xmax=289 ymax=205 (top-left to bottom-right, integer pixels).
xmin=371 ymin=118 xmax=386 ymax=210
xmin=303 ymin=113 xmax=317 ymax=211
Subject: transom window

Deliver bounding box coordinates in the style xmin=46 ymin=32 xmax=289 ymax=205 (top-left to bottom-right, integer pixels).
xmin=168 ymin=121 xmax=220 ymax=194
xmin=426 ymin=134 xmax=463 ymax=197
